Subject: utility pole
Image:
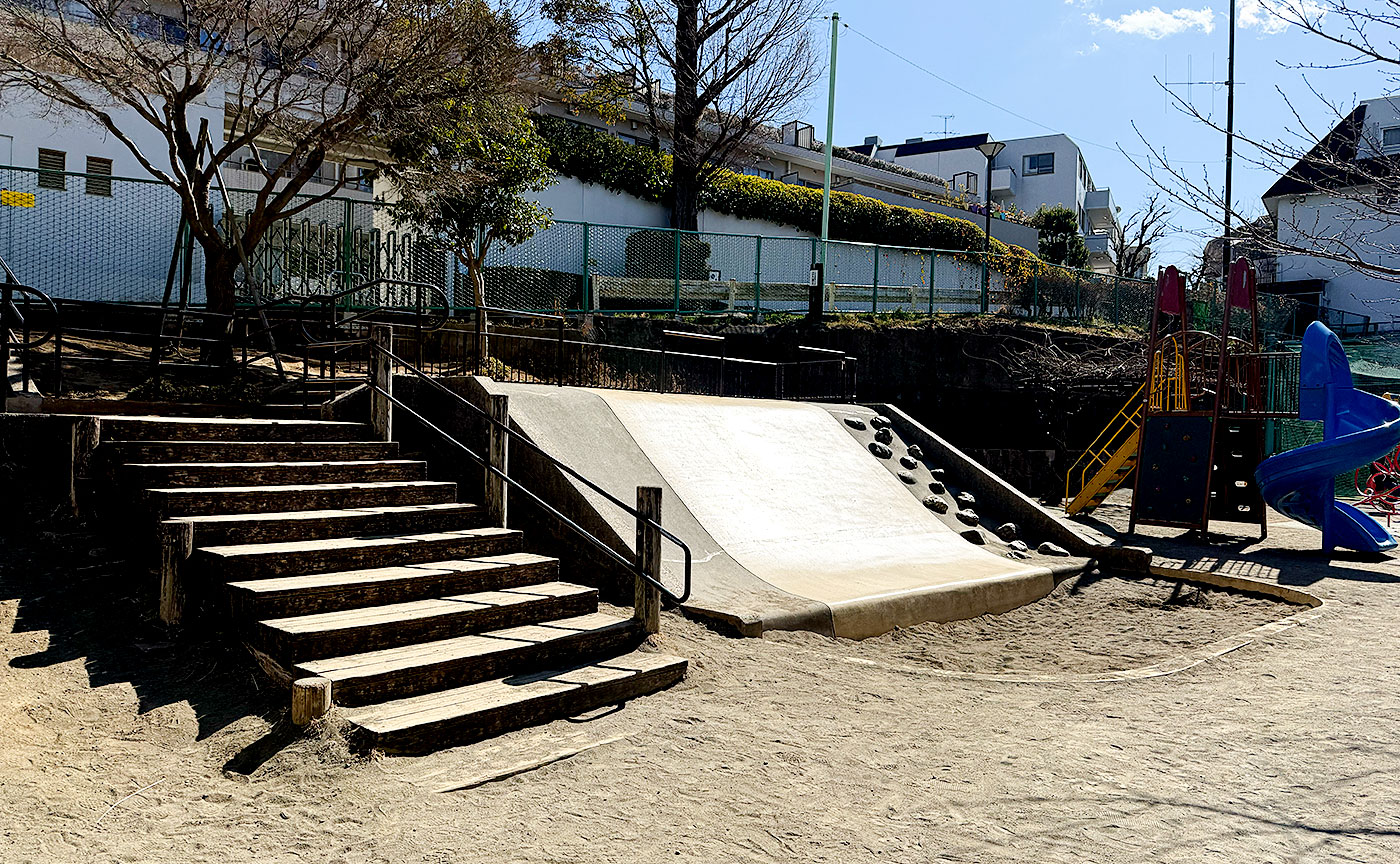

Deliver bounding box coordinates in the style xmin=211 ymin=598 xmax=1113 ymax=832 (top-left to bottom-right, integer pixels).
xmin=1221 ymin=0 xmax=1236 ymax=289
xmin=813 ymin=11 xmax=839 ymax=320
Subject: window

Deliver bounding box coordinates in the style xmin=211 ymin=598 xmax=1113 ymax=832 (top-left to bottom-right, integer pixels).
xmin=37 ymin=148 xmax=65 ymax=190
xmin=1024 ymin=152 xmax=1055 ymax=176
xmin=84 ymin=156 xmax=112 ymax=196
xmin=743 ymin=167 xmax=774 ymax=180
xmin=953 ymin=171 xmax=978 ymax=195
xmin=1384 ymin=127 xmax=1400 ymax=149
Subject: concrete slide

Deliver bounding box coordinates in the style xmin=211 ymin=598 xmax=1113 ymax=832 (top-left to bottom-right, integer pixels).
xmin=483 ymin=382 xmax=1107 ymax=639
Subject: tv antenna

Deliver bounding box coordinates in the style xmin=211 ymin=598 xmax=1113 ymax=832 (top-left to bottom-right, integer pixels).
xmin=931 ymin=114 xmax=956 ymax=137
xmin=1165 ymin=54 xmax=1227 ymax=118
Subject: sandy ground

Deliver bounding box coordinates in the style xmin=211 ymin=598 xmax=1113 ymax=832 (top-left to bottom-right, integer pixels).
xmin=2 ymin=495 xmax=1397 ymax=863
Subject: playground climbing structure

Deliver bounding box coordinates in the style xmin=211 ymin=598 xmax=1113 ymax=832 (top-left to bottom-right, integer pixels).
xmin=1067 ymin=259 xmax=1300 ymax=537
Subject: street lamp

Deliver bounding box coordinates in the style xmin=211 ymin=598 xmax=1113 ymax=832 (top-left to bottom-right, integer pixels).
xmin=976 ymin=140 xmax=1006 ymax=313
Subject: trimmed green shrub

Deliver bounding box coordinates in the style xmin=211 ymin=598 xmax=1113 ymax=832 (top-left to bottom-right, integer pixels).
xmin=535 ymin=115 xmax=1022 ymax=258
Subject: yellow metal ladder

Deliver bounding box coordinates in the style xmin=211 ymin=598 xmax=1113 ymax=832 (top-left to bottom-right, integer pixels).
xmin=1064 ymin=383 xmax=1145 ymax=516
xmin=1064 ymin=340 xmax=1189 ymax=517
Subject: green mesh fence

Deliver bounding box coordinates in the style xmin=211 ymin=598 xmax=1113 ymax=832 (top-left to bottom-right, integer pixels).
xmin=0 ymin=163 xmax=1162 ymax=324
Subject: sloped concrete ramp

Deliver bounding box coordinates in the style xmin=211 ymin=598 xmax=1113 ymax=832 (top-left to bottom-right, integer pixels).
xmin=488 ymin=383 xmax=1057 ymax=639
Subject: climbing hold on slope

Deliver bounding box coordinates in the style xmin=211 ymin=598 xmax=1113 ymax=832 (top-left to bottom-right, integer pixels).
xmin=844 ymin=417 xmax=867 ymax=430
xmin=869 ymin=442 xmax=893 ymax=459
xmin=874 ymin=427 xmax=893 ymax=445
xmin=923 ymin=496 xmax=949 ymax=514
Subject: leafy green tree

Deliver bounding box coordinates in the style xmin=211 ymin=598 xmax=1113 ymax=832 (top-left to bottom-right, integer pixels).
xmin=1029 ymin=205 xmax=1090 ymax=270
xmin=386 ymin=101 xmax=555 ymax=312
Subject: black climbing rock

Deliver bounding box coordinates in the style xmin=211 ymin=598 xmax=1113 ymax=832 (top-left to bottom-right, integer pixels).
xmin=874 ymin=427 xmax=893 ymax=444
xmin=956 ymin=491 xmax=977 ymax=508
xmin=1005 ymin=550 xmax=1031 ymax=560
xmin=899 ymin=455 xmax=919 ymax=470
xmin=1037 ymin=541 xmax=1070 ymax=557
xmin=1008 ymin=540 xmax=1029 ymax=553
xmin=844 ymin=417 xmax=867 ymax=430
xmin=898 ymin=471 xmax=917 ymax=485
xmin=929 ymin=468 xmax=946 ymax=479
xmin=955 ymin=509 xmax=980 ymax=526
xmin=870 ymin=415 xmax=891 ymax=429
xmin=960 ymin=529 xmax=985 ymax=545
xmin=927 ymin=480 xmax=946 ymax=495
xmin=995 ymin=522 xmax=1019 ymax=542
xmin=923 ymin=496 xmax=949 ymax=514
xmin=907 ymin=444 xmax=924 ymax=460
xmin=869 ymin=442 xmax=893 ymax=459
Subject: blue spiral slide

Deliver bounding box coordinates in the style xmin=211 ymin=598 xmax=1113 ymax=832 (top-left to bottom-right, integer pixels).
xmin=1255 ymin=321 xmax=1400 ymax=552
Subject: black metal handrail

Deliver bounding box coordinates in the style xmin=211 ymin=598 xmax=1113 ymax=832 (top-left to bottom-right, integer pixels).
xmin=374 ymin=342 xmax=692 ymax=604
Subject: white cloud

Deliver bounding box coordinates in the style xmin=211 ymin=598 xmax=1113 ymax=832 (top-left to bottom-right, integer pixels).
xmin=1238 ymin=0 xmax=1326 ymax=35
xmin=1088 ymin=6 xmax=1216 ymax=39
xmin=1076 ymin=42 xmax=1102 ymax=55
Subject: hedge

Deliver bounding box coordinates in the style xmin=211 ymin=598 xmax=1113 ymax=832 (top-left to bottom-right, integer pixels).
xmin=535 ymin=115 xmax=1019 ymax=259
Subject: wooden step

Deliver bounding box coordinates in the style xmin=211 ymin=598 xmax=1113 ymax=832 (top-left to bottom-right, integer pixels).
xmin=151 ymin=480 xmax=457 ymax=517
xmin=101 ymin=416 xmax=372 ymax=442
xmin=227 ymin=552 xmax=558 ymax=618
xmin=100 ymin=440 xmax=401 ymax=465
xmin=124 ymin=459 xmax=427 ymax=488
xmin=256 ymin=581 xmax=597 ymax=661
xmin=175 ymin=502 xmax=487 ymax=547
xmin=296 ymin=612 xmax=640 ymax=706
xmin=343 ymin=650 xmax=688 ymax=754
xmin=199 ymin=527 xmax=522 ymax=581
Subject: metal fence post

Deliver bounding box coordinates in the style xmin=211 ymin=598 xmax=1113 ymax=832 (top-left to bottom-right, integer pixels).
xmin=487 ymin=393 xmax=509 ymax=527
xmin=673 ymin=229 xmax=682 ymax=314
xmin=753 ymin=235 xmax=762 ymax=323
xmin=341 ymin=198 xmax=355 ymax=291
xmin=871 ymin=245 xmax=880 ymax=314
xmin=582 ymin=221 xmax=592 ymax=313
xmin=634 ymin=486 xmax=663 ymax=635
xmin=927 ymin=251 xmax=936 ymax=316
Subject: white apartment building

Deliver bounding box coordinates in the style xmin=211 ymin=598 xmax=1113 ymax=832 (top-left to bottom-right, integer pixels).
xmin=847 ymin=132 xmax=1122 ymax=272
xmin=1263 ymin=97 xmax=1400 ymax=330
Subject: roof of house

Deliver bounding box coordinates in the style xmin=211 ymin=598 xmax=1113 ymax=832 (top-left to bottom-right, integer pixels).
xmin=1262 ymin=103 xmax=1377 ymax=200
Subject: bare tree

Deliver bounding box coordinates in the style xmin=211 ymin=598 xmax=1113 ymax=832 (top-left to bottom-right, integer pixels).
xmin=548 ymin=0 xmax=823 ymax=231
xmin=0 ymin=0 xmax=529 ymax=328
xmin=1109 ymin=193 xmax=1172 ymax=278
xmin=1130 ymin=1 xmax=1400 ymax=292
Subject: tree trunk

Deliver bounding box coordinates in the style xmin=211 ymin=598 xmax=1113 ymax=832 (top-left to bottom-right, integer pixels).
xmin=201 ymin=248 xmax=238 ymax=366
xmin=670 ymin=0 xmax=702 ymax=232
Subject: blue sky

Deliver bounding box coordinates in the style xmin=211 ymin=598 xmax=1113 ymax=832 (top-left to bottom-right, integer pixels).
xmin=794 ymin=1 xmax=1380 ymax=266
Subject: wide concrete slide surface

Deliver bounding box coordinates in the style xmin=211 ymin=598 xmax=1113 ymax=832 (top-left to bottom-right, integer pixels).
xmin=492 ymin=383 xmax=1055 ymax=638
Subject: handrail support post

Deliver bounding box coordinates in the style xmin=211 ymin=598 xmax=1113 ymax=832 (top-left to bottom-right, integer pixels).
xmin=634 ymin=486 xmax=663 ymax=635
xmin=370 ymin=325 xmax=392 ymax=441
xmin=487 ymin=393 xmax=509 ymax=527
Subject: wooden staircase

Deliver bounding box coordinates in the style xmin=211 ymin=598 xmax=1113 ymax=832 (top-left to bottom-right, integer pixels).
xmin=98 ymin=415 xmax=686 ymax=754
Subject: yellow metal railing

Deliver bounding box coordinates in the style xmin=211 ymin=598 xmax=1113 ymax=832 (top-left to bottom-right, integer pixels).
xmin=1148 ymin=338 xmax=1189 ymax=412
xmin=1064 ymin=381 xmax=1147 ymax=506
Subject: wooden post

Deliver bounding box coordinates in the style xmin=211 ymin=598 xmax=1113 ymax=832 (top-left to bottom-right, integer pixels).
xmin=291 ymin=677 xmax=332 ymax=726
xmin=634 ymin=486 xmax=662 ymax=635
xmin=486 ymin=393 xmax=508 ymax=527
xmin=68 ymin=416 xmax=99 ymax=518
xmin=370 ymin=324 xmax=392 ymax=441
xmin=158 ymin=519 xmax=194 ymax=626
